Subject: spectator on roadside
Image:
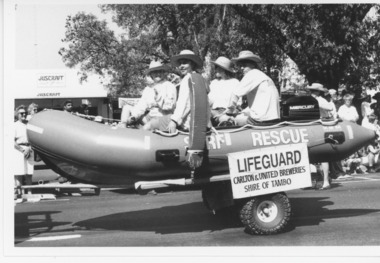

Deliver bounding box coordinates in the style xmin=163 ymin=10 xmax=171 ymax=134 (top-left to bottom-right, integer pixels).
xmin=208 ymin=56 xmax=240 ymax=126
xmin=353 ymin=86 xmax=368 ymax=125
xmin=371 ymin=92 xmax=380 ymax=120
xmin=335 ymin=84 xmax=347 ymax=110
xmin=367 ymin=139 xmax=380 ymax=173
xmin=307 ymin=83 xmax=334 ymax=120
xmin=63 ymin=100 xmax=74 ymax=113
xmin=365 ymin=82 xmax=377 ymax=104
xmin=342 ymin=149 xmax=367 ymax=176
xmin=325 ymin=91 xmax=338 ymax=120
xmin=26 ymin=103 xmax=38 ymax=121
xmin=306 ymin=83 xmax=333 ymax=189
xmin=337 ymin=93 xmax=359 ymax=123
xmin=14 ymin=105 xmax=34 ymax=202
xmin=223 ymin=50 xmax=280 ymax=126
xmin=120 ymin=60 xmax=177 ymax=130
xmin=361 ymin=94 xmax=374 ymax=128
xmin=78 ymin=101 xmax=92 ymax=120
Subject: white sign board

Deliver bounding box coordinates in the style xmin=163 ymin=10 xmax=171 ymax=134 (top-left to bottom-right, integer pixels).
xmin=228 ymin=143 xmax=311 ymax=199
xmin=14 ymin=69 xmax=108 ymax=99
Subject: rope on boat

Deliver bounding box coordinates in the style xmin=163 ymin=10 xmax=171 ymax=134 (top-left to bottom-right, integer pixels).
xmin=153 ymin=119 xmax=339 ymax=136
xmin=75 ymin=112 xmax=121 ymax=123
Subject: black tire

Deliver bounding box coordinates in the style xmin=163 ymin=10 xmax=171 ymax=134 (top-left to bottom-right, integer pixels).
xmin=239 ymin=192 xmax=291 ymax=235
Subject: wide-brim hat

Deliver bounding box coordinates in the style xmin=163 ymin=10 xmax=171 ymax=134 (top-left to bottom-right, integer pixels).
xmin=211 ymin=56 xmax=235 ymax=73
xmin=231 ymin=50 xmax=262 ymax=65
xmin=306 ymin=83 xmax=325 ymax=92
xmin=171 ymin=50 xmax=203 ymax=69
xmin=146 ymin=60 xmax=170 ymax=74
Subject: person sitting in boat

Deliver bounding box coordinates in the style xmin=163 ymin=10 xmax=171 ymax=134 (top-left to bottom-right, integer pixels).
xmin=120 ymin=60 xmax=177 ymax=130
xmin=208 ymin=56 xmax=240 ymax=127
xmin=154 ymin=50 xmax=211 ymax=133
xmin=222 ymin=50 xmax=280 ymax=126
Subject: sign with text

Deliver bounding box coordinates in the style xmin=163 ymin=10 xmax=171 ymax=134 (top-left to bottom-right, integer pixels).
xmin=228 ymin=143 xmax=311 ymax=199
xmin=36 ymin=73 xmax=66 ymax=87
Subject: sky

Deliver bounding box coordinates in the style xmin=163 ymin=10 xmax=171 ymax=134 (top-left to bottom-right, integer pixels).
xmin=14 ymin=2 xmax=122 ymax=70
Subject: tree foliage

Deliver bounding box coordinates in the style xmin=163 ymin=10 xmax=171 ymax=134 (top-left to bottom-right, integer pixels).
xmin=59 ymin=4 xmax=379 ymax=97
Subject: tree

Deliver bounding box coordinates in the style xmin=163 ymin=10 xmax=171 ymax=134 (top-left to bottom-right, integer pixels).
xmin=232 ymin=4 xmax=378 ymax=90
xmin=59 ymin=4 xmax=379 ymax=97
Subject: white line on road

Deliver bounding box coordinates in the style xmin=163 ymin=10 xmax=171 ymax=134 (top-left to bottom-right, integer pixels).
xmin=27 ymin=234 xmax=81 ymax=242
xmin=338 ymin=177 xmax=380 ymax=184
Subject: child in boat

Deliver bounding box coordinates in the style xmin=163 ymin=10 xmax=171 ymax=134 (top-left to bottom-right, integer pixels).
xmin=120 ymin=61 xmax=177 ymax=130
xmin=152 ymin=50 xmax=211 ymax=133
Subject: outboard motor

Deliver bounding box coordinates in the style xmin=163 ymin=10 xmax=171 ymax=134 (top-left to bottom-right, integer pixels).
xmin=281 ymin=95 xmax=320 ymax=121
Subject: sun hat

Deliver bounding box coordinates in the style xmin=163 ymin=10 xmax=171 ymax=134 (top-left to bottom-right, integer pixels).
xmin=306 ymin=83 xmax=325 ymax=92
xmin=343 ymin=93 xmax=354 ymax=101
xmin=146 ymin=60 xmax=170 ymax=74
xmin=211 ymin=56 xmax=235 ymax=73
xmin=231 ymin=50 xmax=262 ymax=65
xmin=328 ymin=89 xmax=337 ymax=95
xmin=171 ymin=50 xmax=203 ymax=68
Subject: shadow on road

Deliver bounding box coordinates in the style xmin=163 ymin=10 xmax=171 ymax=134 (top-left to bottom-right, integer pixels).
xmin=73 ymin=201 xmax=242 ymax=234
xmin=289 ymin=196 xmax=380 ymax=228
xmin=14 ymin=211 xmax=73 ymax=242
xmin=15 ymin=197 xmax=380 ymax=239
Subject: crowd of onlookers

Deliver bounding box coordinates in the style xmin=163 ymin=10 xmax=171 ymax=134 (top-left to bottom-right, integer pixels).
xmin=308 ymin=82 xmax=380 ymax=189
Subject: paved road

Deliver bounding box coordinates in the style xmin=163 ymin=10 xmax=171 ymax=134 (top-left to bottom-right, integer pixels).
xmin=14 ymin=173 xmax=380 ymax=250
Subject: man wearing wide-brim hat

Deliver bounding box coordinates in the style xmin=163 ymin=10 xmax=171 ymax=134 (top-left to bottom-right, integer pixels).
xmin=223 ymin=50 xmax=280 ymax=126
xmin=208 ymin=56 xmax=240 ymax=126
xmin=306 ymin=83 xmax=335 ymax=120
xmin=159 ymin=49 xmax=210 ymax=133
xmin=120 ymin=60 xmax=177 ymax=129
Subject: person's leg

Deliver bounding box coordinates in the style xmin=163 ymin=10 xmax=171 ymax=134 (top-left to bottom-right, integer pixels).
xmin=14 ymin=175 xmax=23 ymax=199
xmin=368 ymin=153 xmax=375 ymax=172
xmin=24 ymin=174 xmax=33 ymax=194
xmin=321 ymin=162 xmax=330 ymax=188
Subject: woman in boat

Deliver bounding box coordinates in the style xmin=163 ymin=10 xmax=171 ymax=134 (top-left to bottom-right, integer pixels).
xmin=208 ymin=56 xmax=240 ymax=126
xmin=120 ymin=60 xmax=177 ymax=130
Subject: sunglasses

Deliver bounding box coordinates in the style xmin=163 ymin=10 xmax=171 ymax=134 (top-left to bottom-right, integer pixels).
xmin=18 ymin=112 xmax=26 ymax=115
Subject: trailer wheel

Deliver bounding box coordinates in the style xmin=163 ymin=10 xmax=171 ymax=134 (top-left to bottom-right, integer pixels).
xmin=239 ymin=192 xmax=291 ymax=235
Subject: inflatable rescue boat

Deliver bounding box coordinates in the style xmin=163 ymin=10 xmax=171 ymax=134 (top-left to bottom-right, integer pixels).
xmin=27 ymin=109 xmax=375 ymax=185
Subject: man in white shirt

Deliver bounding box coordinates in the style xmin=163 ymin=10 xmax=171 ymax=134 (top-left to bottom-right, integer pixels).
xmin=306 ymin=83 xmax=334 ymax=120
xmin=224 ymin=50 xmax=280 ymax=126
xmin=306 ymin=83 xmax=333 ymax=189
